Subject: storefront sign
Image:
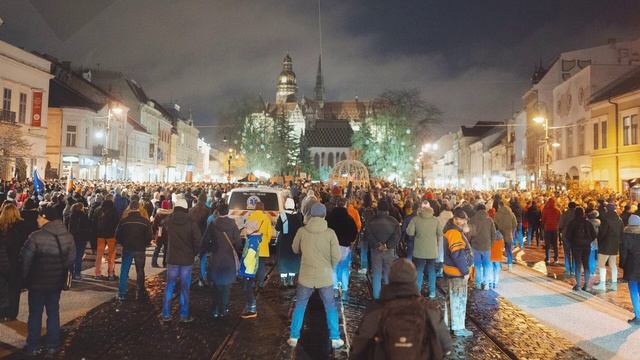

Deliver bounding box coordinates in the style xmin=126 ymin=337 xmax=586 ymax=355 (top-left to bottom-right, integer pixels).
xmin=32 ymin=91 xmax=43 ymax=127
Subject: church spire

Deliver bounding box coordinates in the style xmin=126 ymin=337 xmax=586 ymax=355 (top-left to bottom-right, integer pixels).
xmin=314 ymin=55 xmax=325 ymax=104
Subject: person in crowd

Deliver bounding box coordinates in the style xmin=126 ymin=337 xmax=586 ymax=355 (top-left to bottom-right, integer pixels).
xmin=358 ymin=197 xmax=376 ymax=274
xmin=596 ymin=203 xmax=624 ymax=291
xmin=20 ymin=198 xmax=40 ymax=239
xmin=346 ymin=198 xmax=362 ymax=234
xmin=494 ymin=200 xmax=517 ymax=270
xmin=162 ymin=194 xmax=201 ymax=323
xmin=67 ymin=203 xmax=92 ymax=280
xmin=0 ymin=203 xmax=28 ymax=321
xmin=468 ymin=203 xmax=496 ymax=289
xmin=541 ymin=197 xmax=561 ymax=266
xmin=587 ymin=210 xmax=600 ymax=277
xmin=113 ymin=189 xmax=129 ymax=218
xmin=239 ymin=220 xmax=262 ymax=319
xmin=301 ymin=189 xmax=318 ymax=224
xmin=490 ymin=230 xmax=505 ymax=289
xmin=443 ymin=208 xmax=473 ymax=337
xmin=190 ymin=192 xmax=211 ymax=287
xmin=437 ymin=201 xmax=454 ymax=277
xmin=247 ymin=202 xmax=272 ymax=288
xmin=565 ymin=207 xmax=596 ymax=291
xmin=87 ymin=193 xmax=103 ymax=252
xmin=151 ymin=201 xmax=172 ymax=268
xmin=406 ymin=200 xmax=443 ymax=298
xmin=327 ymin=197 xmax=358 ymax=300
xmin=559 ymin=202 xmax=577 ymax=275
xmin=621 ymin=205 xmax=633 ymax=226
xmin=115 ymin=200 xmax=153 ymax=301
xmin=121 ymin=194 xmax=149 ymax=219
xmin=350 ymin=259 xmax=452 ymax=359
xmin=287 ymin=203 xmax=343 ymax=349
xmin=621 ymin=214 xmax=640 ymax=325
xmin=510 ymin=197 xmax=524 ymax=249
xmin=276 ymin=198 xmax=303 ymax=287
xmin=202 ymin=203 xmax=241 ymax=319
xmin=20 ymin=206 xmax=75 ymax=356
xmin=400 ymin=200 xmax=416 ymax=260
xmin=526 ymin=200 xmax=542 ymax=247
xmin=365 ymin=200 xmax=401 ymax=300
xmin=92 ymin=194 xmax=120 ymax=281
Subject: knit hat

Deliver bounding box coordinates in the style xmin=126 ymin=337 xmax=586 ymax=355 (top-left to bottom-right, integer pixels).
xmin=285 ymin=198 xmax=295 ymax=210
xmin=377 ymin=200 xmax=389 ymax=212
xmin=389 ymin=258 xmax=417 ymax=284
xmin=310 ymin=203 xmax=326 ymax=218
xmin=174 ymin=193 xmax=188 ymax=209
xmin=629 ymin=214 xmax=640 ymax=226
xmin=606 ymin=203 xmax=616 ymax=213
xmin=453 ymin=208 xmax=469 ymax=220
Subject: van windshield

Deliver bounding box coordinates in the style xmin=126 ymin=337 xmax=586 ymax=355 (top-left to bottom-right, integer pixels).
xmin=228 ymin=191 xmax=279 ymax=211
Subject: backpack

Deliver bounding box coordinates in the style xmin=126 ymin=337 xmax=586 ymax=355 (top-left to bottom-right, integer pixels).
xmin=375 ymin=297 xmax=443 ymax=359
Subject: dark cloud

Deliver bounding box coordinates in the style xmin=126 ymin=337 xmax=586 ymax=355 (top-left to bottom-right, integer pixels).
xmin=1 ymin=0 xmax=639 ymax=142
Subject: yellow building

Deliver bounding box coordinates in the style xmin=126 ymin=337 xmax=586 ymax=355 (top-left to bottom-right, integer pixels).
xmin=590 ymin=67 xmax=640 ymax=192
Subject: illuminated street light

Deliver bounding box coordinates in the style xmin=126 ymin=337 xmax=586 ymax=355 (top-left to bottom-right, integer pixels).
xmin=533 ymin=115 xmax=545 ymax=124
xmin=95 ymin=131 xmax=104 ymax=139
xmin=552 ymin=142 xmax=561 ymax=148
xmin=111 ymin=107 xmax=123 ymax=115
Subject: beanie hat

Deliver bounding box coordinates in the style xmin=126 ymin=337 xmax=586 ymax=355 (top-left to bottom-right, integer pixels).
xmin=285 ymin=198 xmax=295 ymax=210
xmin=453 ymin=208 xmax=468 ymax=220
xmin=389 ymin=258 xmax=418 ymax=284
xmin=377 ymin=200 xmax=389 ymax=212
xmin=174 ymin=193 xmax=188 ymax=209
xmin=310 ymin=203 xmax=326 ymax=218
xmin=606 ymin=203 xmax=616 ymax=213
xmin=629 ymin=214 xmax=640 ymax=226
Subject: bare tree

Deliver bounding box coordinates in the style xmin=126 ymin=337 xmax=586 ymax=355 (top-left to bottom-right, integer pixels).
xmin=0 ymin=123 xmax=32 ymax=179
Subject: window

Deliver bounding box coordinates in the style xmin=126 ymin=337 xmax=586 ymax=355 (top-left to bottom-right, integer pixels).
xmin=149 ymin=143 xmax=155 ymax=159
xmin=566 ymin=127 xmax=574 ymax=157
xmin=593 ymin=123 xmax=599 ymax=150
xmin=623 ymin=115 xmax=638 ymax=145
xmin=601 ymin=121 xmax=607 ymax=149
xmin=2 ymin=88 xmax=11 ymax=111
xmin=578 ymin=124 xmax=585 ymax=155
xmin=18 ymin=93 xmax=27 ymax=123
xmin=66 ymin=125 xmax=77 ymax=147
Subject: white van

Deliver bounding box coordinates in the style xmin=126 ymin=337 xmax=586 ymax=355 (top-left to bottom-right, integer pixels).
xmin=226 ymin=187 xmax=284 ymax=239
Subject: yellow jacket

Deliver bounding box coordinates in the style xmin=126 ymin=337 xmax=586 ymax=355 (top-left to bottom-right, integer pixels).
xmin=247 ymin=210 xmax=273 ymax=257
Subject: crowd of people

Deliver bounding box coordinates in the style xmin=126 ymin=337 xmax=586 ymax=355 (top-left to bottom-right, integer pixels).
xmin=1 ymin=178 xmax=640 ymax=358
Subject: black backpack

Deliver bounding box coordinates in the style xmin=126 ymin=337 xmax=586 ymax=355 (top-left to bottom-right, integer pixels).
xmin=374 ymin=297 xmax=444 ymax=360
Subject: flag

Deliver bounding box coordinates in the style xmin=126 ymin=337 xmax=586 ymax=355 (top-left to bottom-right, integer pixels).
xmin=66 ymin=168 xmax=75 ymax=193
xmin=33 ymin=169 xmax=45 ymax=195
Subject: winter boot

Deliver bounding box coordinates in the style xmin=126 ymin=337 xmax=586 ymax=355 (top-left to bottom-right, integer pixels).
xmin=610 ymin=266 xmax=618 ymax=290
xmin=595 ymin=268 xmax=606 ymax=291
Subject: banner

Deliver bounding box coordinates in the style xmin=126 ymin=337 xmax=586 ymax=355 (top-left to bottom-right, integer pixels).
xmin=32 ymin=91 xmax=43 ymax=127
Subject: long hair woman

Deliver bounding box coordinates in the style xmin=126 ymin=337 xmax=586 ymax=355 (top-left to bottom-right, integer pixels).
xmin=0 ymin=202 xmax=28 ymax=321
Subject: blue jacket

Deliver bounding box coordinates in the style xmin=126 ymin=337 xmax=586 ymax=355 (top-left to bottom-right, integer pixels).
xmin=239 ymin=233 xmax=261 ymax=278
xmin=113 ymin=194 xmax=129 ymax=218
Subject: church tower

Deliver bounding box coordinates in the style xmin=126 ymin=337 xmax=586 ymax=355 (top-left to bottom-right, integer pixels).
xmin=314 ymin=55 xmax=325 ymax=105
xmin=276 ymin=54 xmax=298 ymax=103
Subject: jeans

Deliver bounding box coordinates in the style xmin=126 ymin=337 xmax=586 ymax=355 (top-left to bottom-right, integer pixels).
xmin=213 ymin=284 xmax=231 ymax=314
xmin=406 ymin=237 xmax=415 ymax=261
xmin=371 ymin=248 xmax=397 ymax=299
xmin=490 ymin=262 xmax=501 ymax=286
xmin=447 ymin=277 xmax=468 ymax=331
xmin=589 ymin=248 xmax=597 ymax=275
xmin=118 ymin=250 xmax=146 ymax=297
xmin=573 ymin=247 xmax=590 ymax=288
xmin=334 ymin=248 xmax=352 ymax=292
xmin=414 ymin=258 xmax=436 ymax=296
xmin=514 ymin=223 xmax=524 ymax=248
xmin=527 ymin=225 xmax=541 ymax=246
xmin=95 ymin=237 xmax=117 ymax=276
xmin=290 ymin=285 xmax=340 ymax=340
xmin=152 ymin=241 xmax=166 ymax=266
xmin=163 ymin=265 xmax=192 ymax=318
xmin=562 ymin=235 xmax=574 ymax=273
xmin=243 ymin=277 xmax=256 ymax=310
xmin=360 ymin=239 xmax=369 ymax=270
xmin=26 ymin=290 xmax=61 ymax=351
xmin=544 ymin=231 xmax=558 ymax=263
xmin=504 ymin=242 xmax=513 ymax=265
xmin=199 ymin=254 xmax=208 ymax=282
xmin=257 ymin=258 xmax=268 ymax=287
xmin=72 ymin=240 xmax=86 ymax=277
xmin=472 ymin=250 xmax=491 ymax=286
xmin=628 ymin=280 xmax=640 ymax=318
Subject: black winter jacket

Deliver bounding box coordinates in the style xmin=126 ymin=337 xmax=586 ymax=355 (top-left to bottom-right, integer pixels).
xmin=21 ymin=220 xmax=75 ymax=292
xmin=68 ymin=211 xmax=93 ymax=245
xmin=327 ymin=207 xmax=358 ymax=247
xmin=364 ymin=211 xmax=401 ymax=251
xmin=116 ymin=211 xmax=153 ymax=252
xmin=621 ymin=225 xmax=640 ymax=282
xmin=93 ymin=200 xmax=120 ymax=238
xmin=597 ymin=211 xmax=624 ymax=255
xmin=165 ymin=208 xmax=202 ymax=265
xmin=566 ymin=218 xmax=596 ymax=248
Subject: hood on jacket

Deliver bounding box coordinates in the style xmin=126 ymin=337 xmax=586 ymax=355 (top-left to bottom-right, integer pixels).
xmin=418 ymin=206 xmax=434 ymax=218
xmin=304 ymin=217 xmax=329 ymax=233
xmin=380 ymin=280 xmax=420 ymax=302
xmin=170 ymin=208 xmax=190 ymax=224
xmin=497 ymin=205 xmax=512 ymax=215
xmin=545 ymin=198 xmax=556 ymax=209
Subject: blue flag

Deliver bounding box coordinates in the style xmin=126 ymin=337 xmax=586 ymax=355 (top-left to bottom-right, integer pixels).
xmin=33 ymin=169 xmax=45 ymax=195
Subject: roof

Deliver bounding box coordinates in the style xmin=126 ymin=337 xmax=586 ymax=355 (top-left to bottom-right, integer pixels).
xmin=48 ymin=78 xmax=104 ymax=111
xmin=127 ymin=116 xmax=150 ymax=134
xmin=590 ymin=66 xmax=640 ymax=103
xmin=305 ymin=120 xmax=353 ymax=148
xmin=460 ymin=121 xmax=503 ymax=137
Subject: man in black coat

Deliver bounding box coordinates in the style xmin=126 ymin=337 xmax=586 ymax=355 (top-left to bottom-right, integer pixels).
xmin=92 ymin=195 xmax=120 ymax=280
xmin=365 ymin=200 xmax=401 ymax=300
xmin=20 ymin=206 xmax=75 ymax=356
xmin=326 ymin=198 xmax=358 ymax=299
xmin=566 ymin=207 xmax=596 ymax=292
xmin=115 ymin=200 xmax=153 ymax=301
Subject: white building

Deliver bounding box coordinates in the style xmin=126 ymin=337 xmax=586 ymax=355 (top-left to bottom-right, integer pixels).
xmin=0 ymin=40 xmax=52 ymax=179
xmin=171 ymin=106 xmax=200 ymax=182
xmin=196 ymin=138 xmax=212 ymax=181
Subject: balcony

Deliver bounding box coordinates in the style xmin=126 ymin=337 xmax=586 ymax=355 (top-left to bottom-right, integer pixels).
xmin=0 ymin=109 xmax=16 ymax=124
xmin=92 ymin=145 xmax=120 ymax=158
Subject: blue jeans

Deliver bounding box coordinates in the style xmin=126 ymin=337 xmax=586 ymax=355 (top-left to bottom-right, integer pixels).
xmin=118 ymin=250 xmax=146 ymax=297
xmin=589 ymin=248 xmax=597 ymax=275
xmin=562 ymin=235 xmax=574 ymax=273
xmin=163 ymin=265 xmax=192 ymax=318
xmin=27 ymin=290 xmax=61 ymax=351
xmin=414 ymin=257 xmax=436 ymax=296
xmin=628 ymin=280 xmax=640 ymax=318
xmin=505 ymin=242 xmax=513 ymax=265
xmin=72 ymin=240 xmax=86 ymax=277
xmin=334 ymin=249 xmax=352 ymax=292
xmin=473 ymin=250 xmax=491 ymax=286
xmin=360 ymin=239 xmax=369 ymax=270
xmin=290 ymin=285 xmax=340 ymax=340
xmin=199 ymin=254 xmax=208 ymax=282
xmin=491 ymin=262 xmax=501 ymax=286
xmin=371 ymin=249 xmax=397 ymax=299
xmin=406 ymin=236 xmax=415 ymax=261
xmin=514 ymin=223 xmax=523 ymax=248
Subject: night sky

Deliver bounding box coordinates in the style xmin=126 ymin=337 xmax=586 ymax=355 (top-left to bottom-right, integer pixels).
xmin=1 ymin=0 xmax=640 ymax=142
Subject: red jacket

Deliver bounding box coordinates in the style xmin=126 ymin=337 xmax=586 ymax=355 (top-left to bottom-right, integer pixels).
xmin=541 ymin=198 xmax=561 ymax=231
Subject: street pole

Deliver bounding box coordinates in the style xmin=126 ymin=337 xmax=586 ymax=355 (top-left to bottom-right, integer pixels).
xmin=421 ymin=160 xmax=425 ymax=187
xmin=227 ymin=153 xmax=231 ymax=183
xmin=544 ymin=117 xmax=550 ymax=191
